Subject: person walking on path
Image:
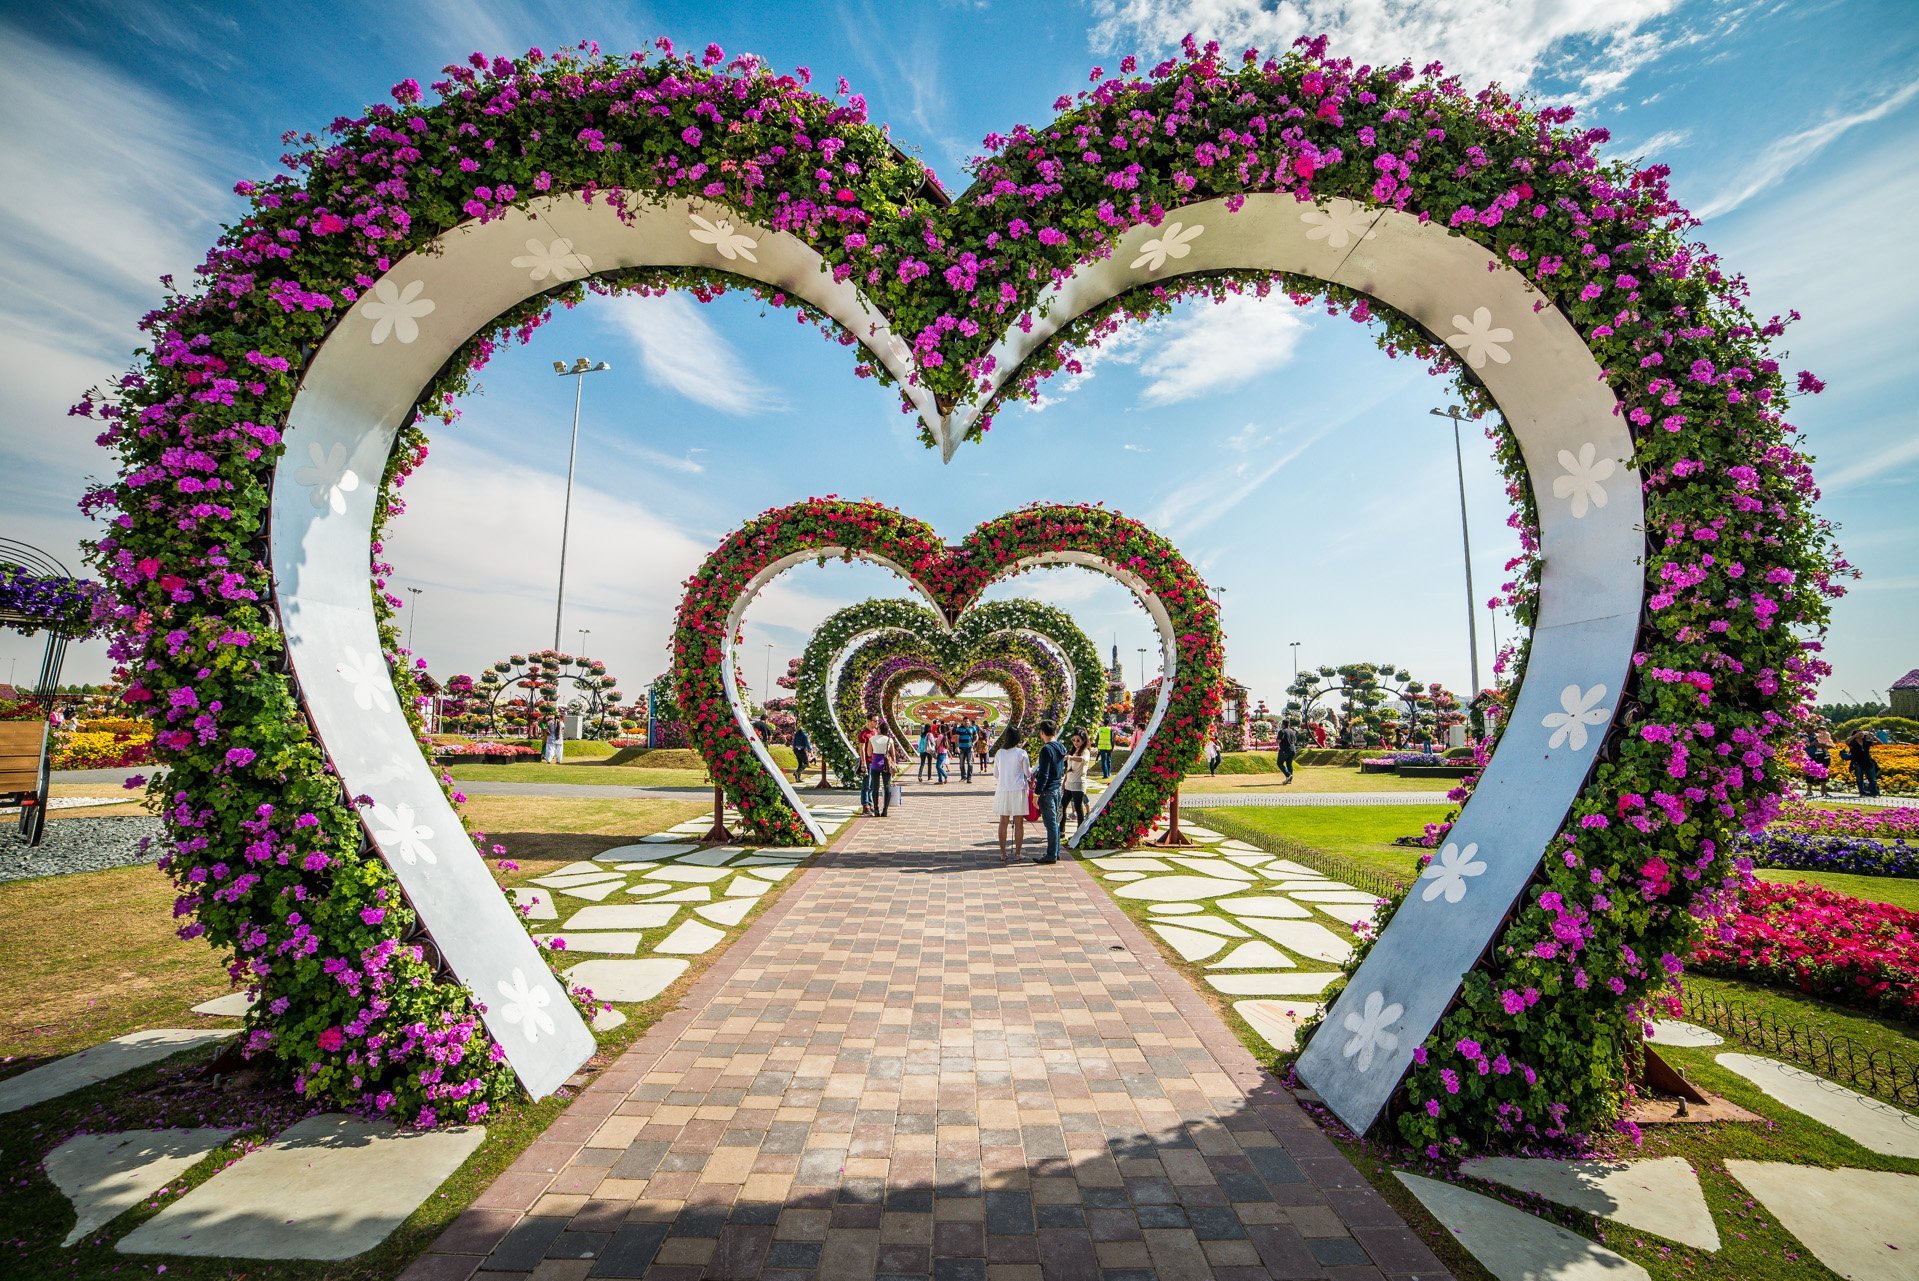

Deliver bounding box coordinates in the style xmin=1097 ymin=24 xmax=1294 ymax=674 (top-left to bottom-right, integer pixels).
xmin=978 ymin=726 xmax=993 ymax=776
xmin=1031 ymin=720 xmax=1067 ymax=864
xmin=791 ymin=724 xmax=811 ymax=782
xmin=917 ymin=725 xmax=935 ymax=781
xmin=935 ymin=726 xmax=950 ymax=784
xmin=1806 ymin=722 xmax=1833 ymax=799
xmin=868 ymin=725 xmax=897 ymax=817
xmin=991 ymin=726 xmax=1032 ymax=862
xmin=1203 ymin=731 xmax=1222 ymax=777
xmin=1060 ymin=730 xmax=1091 ymax=826
xmin=1844 ymin=730 xmax=1880 ymax=797
xmin=856 ymin=717 xmax=878 ymax=814
xmin=542 ymin=713 xmax=564 ymax=764
xmin=1276 ymin=719 xmax=1300 ymax=785
xmin=955 ymin=718 xmax=977 ymax=782
xmin=1095 ymin=722 xmax=1115 ymax=778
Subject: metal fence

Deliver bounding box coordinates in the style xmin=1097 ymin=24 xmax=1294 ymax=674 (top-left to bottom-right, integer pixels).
xmin=1680 ymin=987 xmax=1919 ymax=1109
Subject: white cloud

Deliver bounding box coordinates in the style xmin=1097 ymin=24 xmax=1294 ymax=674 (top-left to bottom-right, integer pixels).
xmin=1139 ymin=292 xmax=1309 ymax=403
xmin=1150 ymin=424 xmax=1328 ymax=537
xmin=1819 ymin=434 xmax=1919 ymax=494
xmin=1027 ymin=292 xmax=1309 ymax=409
xmin=602 ymin=293 xmax=781 ymax=415
xmin=1613 ymin=127 xmax=1691 ymax=158
xmin=1697 ymin=78 xmax=1919 ymax=218
xmin=1088 ymin=0 xmax=1682 ymax=103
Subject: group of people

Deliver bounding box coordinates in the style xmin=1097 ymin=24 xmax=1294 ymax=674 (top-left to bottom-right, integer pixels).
xmin=1803 ymin=721 xmax=1887 ymax=797
xmin=913 ymin=720 xmax=986 ymax=784
xmin=987 ymin=722 xmax=1093 ymax=864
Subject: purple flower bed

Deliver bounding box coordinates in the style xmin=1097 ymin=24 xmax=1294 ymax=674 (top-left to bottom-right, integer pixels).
xmin=1738 ymin=829 xmax=1919 ymax=879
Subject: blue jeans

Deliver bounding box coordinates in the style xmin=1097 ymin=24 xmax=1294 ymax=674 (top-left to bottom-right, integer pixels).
xmin=959 ymin=747 xmax=973 ymax=781
xmin=936 ymin=753 xmax=948 ymax=782
xmin=859 ymin=769 xmax=874 ymax=810
xmin=1098 ymin=749 xmax=1112 ymax=777
xmin=1037 ymin=785 xmax=1062 ymax=861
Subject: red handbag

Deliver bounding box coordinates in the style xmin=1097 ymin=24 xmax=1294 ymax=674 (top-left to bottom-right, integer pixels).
xmin=1025 ymin=787 xmax=1041 ymax=822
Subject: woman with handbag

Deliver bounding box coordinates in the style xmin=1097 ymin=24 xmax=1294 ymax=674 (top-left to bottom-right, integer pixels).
xmin=868 ymin=727 xmax=896 ymax=817
xmin=990 ymin=726 xmax=1032 ymax=863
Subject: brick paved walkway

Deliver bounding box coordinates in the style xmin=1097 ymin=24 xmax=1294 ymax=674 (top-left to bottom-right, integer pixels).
xmin=415 ymin=778 xmax=1448 ymax=1280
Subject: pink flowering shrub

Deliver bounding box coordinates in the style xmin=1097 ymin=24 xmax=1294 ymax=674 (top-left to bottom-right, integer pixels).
xmin=79 ymin=36 xmax=1837 ymax=1140
xmin=1692 ymin=881 xmax=1919 ymax=1021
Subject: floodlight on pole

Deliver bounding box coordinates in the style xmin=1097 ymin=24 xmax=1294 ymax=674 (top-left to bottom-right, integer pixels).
xmin=405 ymin=586 xmax=423 ymax=651
xmin=1137 ymin=647 xmax=1148 ymax=688
xmin=1430 ymin=406 xmax=1483 ymax=699
xmin=552 ymin=357 xmax=610 ymax=650
xmin=577 ymin=628 xmax=590 ymax=655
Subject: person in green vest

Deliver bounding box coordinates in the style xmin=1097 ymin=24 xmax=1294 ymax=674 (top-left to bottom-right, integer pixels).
xmin=1095 ymin=722 xmax=1115 ymax=777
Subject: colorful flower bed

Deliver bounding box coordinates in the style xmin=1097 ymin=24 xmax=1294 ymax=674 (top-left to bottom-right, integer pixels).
xmin=674 ymin=499 xmax=1220 ymax=846
xmin=430 ymin=742 xmax=539 ymax=759
xmin=1770 ymin=799 xmax=1919 ymax=839
xmin=1692 ymin=880 xmax=1919 ymax=1022
xmin=79 ymin=38 xmax=1834 ymax=1143
xmin=1737 ymin=830 xmax=1918 ymax=879
xmin=50 ymin=721 xmax=155 ymax=770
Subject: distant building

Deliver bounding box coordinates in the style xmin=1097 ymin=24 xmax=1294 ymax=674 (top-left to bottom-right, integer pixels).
xmin=1892 ymin=669 xmax=1919 ymax=720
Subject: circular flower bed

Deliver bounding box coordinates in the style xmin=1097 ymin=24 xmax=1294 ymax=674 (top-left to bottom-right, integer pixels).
xmin=673 ymin=499 xmax=1220 ymax=847
xmin=82 ymin=37 xmax=1835 ymax=1142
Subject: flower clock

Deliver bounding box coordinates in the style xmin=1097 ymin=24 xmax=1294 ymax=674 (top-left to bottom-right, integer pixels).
xmin=85 ymin=37 xmax=1836 ymax=1148
xmin=673 ymin=499 xmax=1221 ymax=848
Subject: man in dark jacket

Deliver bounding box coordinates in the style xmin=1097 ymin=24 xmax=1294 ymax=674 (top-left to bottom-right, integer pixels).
xmin=792 ymin=725 xmax=811 ymax=781
xmin=1276 ymin=720 xmax=1300 ymax=785
xmin=1031 ymin=720 xmax=1068 ymax=864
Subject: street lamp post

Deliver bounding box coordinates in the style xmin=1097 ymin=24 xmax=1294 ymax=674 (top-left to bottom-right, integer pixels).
xmin=764 ymin=643 xmax=774 ymax=710
xmin=1430 ymin=406 xmax=1483 ymax=699
xmin=404 ymin=587 xmax=423 ymax=652
xmin=576 ymin=628 xmax=590 ymax=656
xmin=551 ymin=357 xmax=610 ymax=651
xmin=1136 ymin=647 xmax=1148 ymax=689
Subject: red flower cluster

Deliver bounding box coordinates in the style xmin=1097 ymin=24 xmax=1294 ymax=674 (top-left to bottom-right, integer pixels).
xmin=1692 ymin=880 xmax=1919 ymax=1021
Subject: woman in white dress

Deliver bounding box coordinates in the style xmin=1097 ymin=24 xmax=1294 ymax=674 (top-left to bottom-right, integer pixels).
xmin=990 ymin=726 xmax=1032 ymax=863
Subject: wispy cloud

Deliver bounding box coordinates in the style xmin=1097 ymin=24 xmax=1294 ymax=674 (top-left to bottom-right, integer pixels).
xmin=1088 ymin=0 xmax=1683 ymax=103
xmin=1818 ymin=433 xmax=1919 ymax=494
xmin=604 ymin=439 xmax=709 ymax=475
xmin=1025 ymin=292 xmax=1309 ymax=410
xmin=602 ymin=293 xmax=781 ymax=415
xmin=834 ymin=0 xmax=968 ymax=165
xmin=1613 ymin=127 xmax=1691 ymax=158
xmin=1150 ymin=421 xmax=1329 ymax=538
xmin=1698 ymin=78 xmax=1919 ymax=218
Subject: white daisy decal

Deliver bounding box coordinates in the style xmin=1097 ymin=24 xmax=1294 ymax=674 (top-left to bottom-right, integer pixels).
xmin=368 ymin=800 xmax=435 ymax=866
xmin=1300 ymin=199 xmax=1375 ymax=250
xmin=291 ymin=441 xmax=360 ymax=515
xmin=360 ymin=278 xmax=436 ymax=345
xmin=1445 ymin=306 xmax=1514 ymax=369
xmin=1542 ymin=683 xmax=1612 ymax=752
xmin=336 ymin=646 xmax=397 ymax=714
xmin=1130 ymin=220 xmax=1204 ymax=272
xmin=1419 ymin=841 xmax=1486 ymax=904
xmin=510 ymin=237 xmax=593 ymax=283
xmin=495 ymin=967 xmax=556 ymax=1043
xmin=1340 ymin=990 xmax=1405 ymax=1073
xmin=1551 ymin=442 xmax=1617 ymax=519
xmin=688 ymin=213 xmax=759 ymax=262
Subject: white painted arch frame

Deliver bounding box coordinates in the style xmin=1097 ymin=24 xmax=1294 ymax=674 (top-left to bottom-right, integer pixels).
xmin=270 ymin=190 xmax=1640 ymax=1132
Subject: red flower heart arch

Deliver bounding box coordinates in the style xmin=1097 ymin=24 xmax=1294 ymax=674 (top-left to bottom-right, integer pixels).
xmin=671 ymin=499 xmax=1223 ymax=848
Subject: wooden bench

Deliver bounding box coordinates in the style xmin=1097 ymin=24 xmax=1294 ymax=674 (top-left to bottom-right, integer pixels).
xmin=0 ymin=719 xmax=51 ymax=846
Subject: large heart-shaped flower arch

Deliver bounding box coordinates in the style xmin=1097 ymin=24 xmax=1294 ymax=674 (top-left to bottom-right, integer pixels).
xmin=844 ymin=636 xmax=1041 ymax=759
xmin=89 ymin=41 xmax=1835 ymax=1147
xmin=670 ymin=499 xmax=1221 ymax=849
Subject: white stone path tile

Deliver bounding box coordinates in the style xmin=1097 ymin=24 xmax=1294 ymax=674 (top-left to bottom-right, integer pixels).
xmin=0 ymin=1030 xmax=235 ymax=1115
xmin=191 ymin=992 xmax=255 ymax=1017
xmin=507 ymin=887 xmax=556 ymax=920
xmin=1646 ymin=1020 xmax=1722 ymax=1047
xmin=648 ymin=865 xmax=732 ymax=884
xmin=1233 ymin=1000 xmax=1321 ymax=1051
xmin=651 ymin=887 xmax=712 ymax=902
xmin=1460 ymin=1156 xmax=1720 ymax=1251
xmin=725 ymin=878 xmax=771 ymax=897
xmin=1239 ymin=918 xmax=1355 ymax=963
xmin=1309 ymin=901 xmax=1379 ymax=929
xmin=565 ymin=958 xmax=689 ymax=1002
xmin=1396 ymin=1171 xmax=1651 ymax=1281
xmin=695 ymin=899 xmax=756 ymax=926
xmin=1213 ymin=895 xmax=1312 ymax=919
xmin=118 ymin=1115 xmax=484 ymax=1260
xmin=537 ymin=932 xmax=642 ymax=955
xmin=1718 ymin=1053 xmax=1919 ymax=1158
xmin=1114 ymin=875 xmax=1250 ymax=902
xmin=1727 ymin=1161 xmax=1919 ymax=1281
xmin=1208 ymin=942 xmax=1296 ymax=969
xmin=1146 ymin=902 xmax=1202 ymax=914
xmin=549 ymin=860 xmax=607 ymax=876
xmin=557 ymin=880 xmax=626 ymax=902
xmin=1208 ymin=973 xmax=1345 ymax=997
xmin=654 ymin=921 xmax=728 ymax=955
xmin=562 ymin=903 xmax=679 ymax=931
xmin=626 ymin=881 xmax=673 ymax=897
xmin=1160 ymin=915 xmax=1248 ymax=938
xmin=1149 ymin=924 xmax=1230 ymax=961
xmin=47 ymin=1127 xmax=235 ymax=1245
xmin=1167 ymin=856 xmax=1258 ymax=880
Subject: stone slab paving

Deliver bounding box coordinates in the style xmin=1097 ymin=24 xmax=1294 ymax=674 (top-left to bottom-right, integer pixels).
xmin=1725 ymin=1160 xmax=1919 ymax=1280
xmin=414 ymin=776 xmax=1449 ymax=1280
xmin=1457 ymin=1157 xmax=1718 ymax=1251
xmin=1717 ymin=1052 xmax=1919 ymax=1158
xmin=1643 ymin=1021 xmax=1720 ymax=1048
xmin=0 ymin=1029 xmax=235 ymax=1115
xmin=1394 ymin=1173 xmax=1649 ymax=1281
xmin=46 ymin=1127 xmax=236 ymax=1245
xmin=118 ymin=1114 xmax=485 ymax=1259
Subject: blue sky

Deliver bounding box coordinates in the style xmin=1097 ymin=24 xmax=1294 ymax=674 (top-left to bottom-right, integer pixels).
xmin=1 ymin=0 xmax=1914 ymax=713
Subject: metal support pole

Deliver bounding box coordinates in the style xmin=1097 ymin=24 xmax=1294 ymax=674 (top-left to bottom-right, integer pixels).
xmin=1150 ymin=786 xmax=1191 ymax=848
xmin=1432 ymin=407 xmax=1483 ymax=698
xmin=551 ymin=358 xmax=608 ymax=651
xmin=704 ymin=782 xmax=733 ymax=843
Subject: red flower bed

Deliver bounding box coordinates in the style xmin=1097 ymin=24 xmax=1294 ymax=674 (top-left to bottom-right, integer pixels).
xmin=1693 ymin=880 xmax=1919 ymax=1021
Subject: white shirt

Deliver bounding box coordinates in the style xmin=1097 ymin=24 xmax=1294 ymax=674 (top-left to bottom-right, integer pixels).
xmin=869 ymin=734 xmax=894 ymax=758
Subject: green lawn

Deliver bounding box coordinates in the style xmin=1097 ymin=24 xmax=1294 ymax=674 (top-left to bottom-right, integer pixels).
xmin=1189 ymin=803 xmax=1451 ymax=881
xmin=448 ymin=761 xmax=715 ymax=788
